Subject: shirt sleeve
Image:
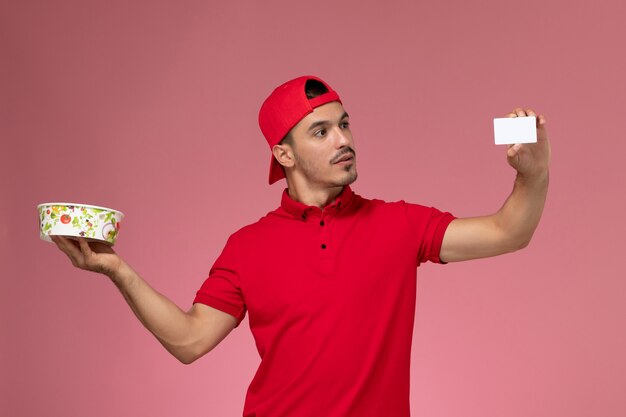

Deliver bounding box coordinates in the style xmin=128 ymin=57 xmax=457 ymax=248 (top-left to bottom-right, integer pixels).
xmin=193 ymin=235 xmax=247 ymax=327
xmin=401 ymin=201 xmax=456 ymax=265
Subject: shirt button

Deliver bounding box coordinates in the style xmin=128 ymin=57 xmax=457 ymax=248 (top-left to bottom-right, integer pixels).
xmin=321 ymin=244 xmax=326 ymax=249
xmin=320 ymin=220 xmax=325 ymax=226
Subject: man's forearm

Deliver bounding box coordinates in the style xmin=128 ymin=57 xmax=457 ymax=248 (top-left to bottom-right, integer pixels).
xmin=51 ymin=235 xmax=233 ymax=363
xmin=494 ymin=169 xmax=549 ymax=248
xmin=108 ymin=261 xmax=198 ymax=361
xmin=440 ymin=168 xmax=549 ymax=262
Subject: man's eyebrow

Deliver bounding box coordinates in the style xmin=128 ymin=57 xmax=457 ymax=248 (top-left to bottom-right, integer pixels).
xmin=306 ymin=112 xmax=350 ymax=132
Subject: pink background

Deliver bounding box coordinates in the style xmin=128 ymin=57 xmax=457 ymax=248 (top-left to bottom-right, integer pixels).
xmin=2 ymin=0 xmax=625 ymax=416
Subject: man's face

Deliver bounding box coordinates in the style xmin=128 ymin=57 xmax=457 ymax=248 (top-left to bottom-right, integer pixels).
xmin=281 ymin=101 xmax=357 ymax=188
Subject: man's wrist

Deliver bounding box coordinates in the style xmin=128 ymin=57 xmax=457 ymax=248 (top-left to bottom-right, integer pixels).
xmin=107 ymin=260 xmax=136 ymax=290
xmin=515 ymin=168 xmax=549 ymax=188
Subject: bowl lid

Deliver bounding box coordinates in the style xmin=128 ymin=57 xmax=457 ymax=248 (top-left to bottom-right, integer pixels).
xmin=37 ymin=202 xmax=124 ymax=216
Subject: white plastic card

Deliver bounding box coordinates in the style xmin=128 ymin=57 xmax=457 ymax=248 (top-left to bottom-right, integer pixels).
xmin=493 ymin=116 xmax=537 ymax=145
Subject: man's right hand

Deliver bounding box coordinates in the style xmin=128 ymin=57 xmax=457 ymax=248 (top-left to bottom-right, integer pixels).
xmin=51 ymin=235 xmax=123 ymax=279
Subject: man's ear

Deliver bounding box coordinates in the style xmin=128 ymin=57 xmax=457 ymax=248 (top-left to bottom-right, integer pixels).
xmin=272 ymin=144 xmax=295 ymax=169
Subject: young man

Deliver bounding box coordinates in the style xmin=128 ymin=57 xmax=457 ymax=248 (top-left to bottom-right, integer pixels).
xmin=52 ymin=75 xmax=550 ymax=417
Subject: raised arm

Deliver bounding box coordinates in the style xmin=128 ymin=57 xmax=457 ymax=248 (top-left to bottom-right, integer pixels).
xmin=440 ymin=108 xmax=551 ymax=263
xmin=51 ymin=236 xmax=237 ymax=364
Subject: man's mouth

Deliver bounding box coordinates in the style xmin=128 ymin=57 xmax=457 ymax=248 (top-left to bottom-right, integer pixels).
xmin=334 ymin=154 xmax=355 ymax=164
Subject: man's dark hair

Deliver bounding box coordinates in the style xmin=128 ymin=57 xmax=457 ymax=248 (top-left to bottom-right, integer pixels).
xmin=279 ymin=79 xmax=329 ymax=146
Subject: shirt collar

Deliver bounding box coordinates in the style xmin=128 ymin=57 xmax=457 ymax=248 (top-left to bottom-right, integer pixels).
xmin=281 ymin=185 xmax=354 ymax=221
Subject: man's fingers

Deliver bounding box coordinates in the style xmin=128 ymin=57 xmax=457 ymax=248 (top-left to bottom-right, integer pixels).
xmin=52 ymin=235 xmax=84 ymax=266
xmin=78 ymin=238 xmax=93 ymax=257
xmin=52 ymin=235 xmax=76 ymax=253
xmin=507 ymin=107 xmax=526 ymax=117
xmin=50 ymin=235 xmax=118 ymax=276
xmin=507 ymin=108 xmax=545 ymax=123
xmin=507 ymin=143 xmax=522 ymax=157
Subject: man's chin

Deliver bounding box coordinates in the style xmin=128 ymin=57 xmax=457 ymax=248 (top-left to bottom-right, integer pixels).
xmin=336 ymin=171 xmax=357 ymax=186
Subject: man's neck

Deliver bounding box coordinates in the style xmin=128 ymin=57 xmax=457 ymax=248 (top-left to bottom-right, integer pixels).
xmin=287 ymin=183 xmax=344 ymax=209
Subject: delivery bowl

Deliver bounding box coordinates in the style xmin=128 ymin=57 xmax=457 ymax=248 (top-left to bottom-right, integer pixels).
xmin=38 ymin=203 xmax=124 ymax=246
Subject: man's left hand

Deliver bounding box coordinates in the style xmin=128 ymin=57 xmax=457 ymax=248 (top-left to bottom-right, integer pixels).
xmin=505 ymin=108 xmax=551 ymax=180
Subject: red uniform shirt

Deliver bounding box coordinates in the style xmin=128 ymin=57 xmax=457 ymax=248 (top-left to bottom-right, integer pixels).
xmin=194 ymin=185 xmax=455 ymax=417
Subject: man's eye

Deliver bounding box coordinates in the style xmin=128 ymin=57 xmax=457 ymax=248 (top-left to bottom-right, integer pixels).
xmin=341 ymin=121 xmax=350 ymax=128
xmin=314 ymin=129 xmax=326 ymax=137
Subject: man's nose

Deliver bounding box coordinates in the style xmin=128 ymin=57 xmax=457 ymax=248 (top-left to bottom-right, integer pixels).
xmin=334 ymin=127 xmax=351 ymax=147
